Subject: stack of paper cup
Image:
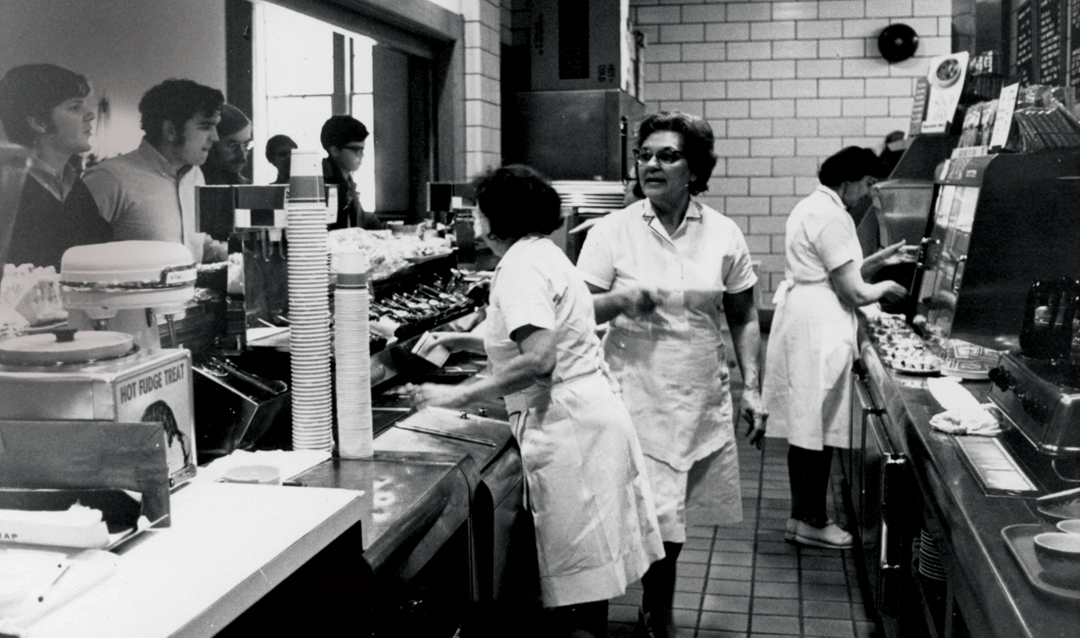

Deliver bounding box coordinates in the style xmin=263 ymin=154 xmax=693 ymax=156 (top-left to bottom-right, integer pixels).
xmin=287 ymin=203 xmax=334 ymax=452
xmin=287 ymin=150 xmax=325 ymax=204
xmin=334 ymin=251 xmax=374 ymax=458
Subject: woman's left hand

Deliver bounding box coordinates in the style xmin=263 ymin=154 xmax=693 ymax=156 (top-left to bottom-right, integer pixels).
xmin=740 ymin=387 xmax=768 ymax=450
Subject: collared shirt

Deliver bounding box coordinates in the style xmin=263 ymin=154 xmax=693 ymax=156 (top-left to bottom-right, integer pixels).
xmin=83 ymin=138 xmax=207 ymax=262
xmin=577 ymin=198 xmax=757 ymax=341
xmin=782 ymin=184 xmax=862 ymax=285
xmin=26 ymin=155 xmax=78 ymax=202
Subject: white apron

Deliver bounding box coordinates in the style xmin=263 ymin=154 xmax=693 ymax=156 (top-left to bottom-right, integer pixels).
xmin=763 ymin=280 xmax=857 ymax=450
xmin=492 ymin=337 xmax=664 ymax=608
xmin=603 ymin=326 xmax=743 ymax=534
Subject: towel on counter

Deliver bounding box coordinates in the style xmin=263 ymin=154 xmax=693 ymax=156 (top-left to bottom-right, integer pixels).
xmin=926 ymin=377 xmax=1002 ymax=436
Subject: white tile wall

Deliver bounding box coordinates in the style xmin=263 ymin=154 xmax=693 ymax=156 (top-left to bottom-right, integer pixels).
xmin=631 ymin=0 xmax=951 ymax=303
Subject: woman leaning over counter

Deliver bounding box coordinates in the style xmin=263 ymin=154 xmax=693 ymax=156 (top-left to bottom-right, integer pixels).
xmin=577 ymin=110 xmax=767 ymax=638
xmin=762 ymin=146 xmax=915 ymax=550
xmin=411 ymin=165 xmax=664 ymax=638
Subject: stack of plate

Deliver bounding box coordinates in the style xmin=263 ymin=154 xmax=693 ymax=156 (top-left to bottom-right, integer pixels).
xmin=551 ymin=180 xmax=627 ymax=209
xmin=333 ymin=254 xmax=373 ymax=459
xmin=286 ymin=204 xmax=333 ymax=452
xmin=918 ymin=528 xmax=947 ymax=581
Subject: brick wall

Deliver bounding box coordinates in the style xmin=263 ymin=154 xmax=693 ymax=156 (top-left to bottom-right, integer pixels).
xmin=630 ymin=0 xmax=953 ymax=304
xmin=462 ymin=0 xmax=504 ymax=178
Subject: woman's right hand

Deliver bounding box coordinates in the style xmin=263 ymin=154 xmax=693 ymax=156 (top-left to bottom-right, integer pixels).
xmin=881 ymin=281 xmax=908 ymax=302
xmin=620 ymin=287 xmax=664 ymax=317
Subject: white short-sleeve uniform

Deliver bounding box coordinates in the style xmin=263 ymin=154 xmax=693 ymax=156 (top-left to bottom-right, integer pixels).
xmin=762 ymin=185 xmax=863 ymax=451
xmin=577 ymin=199 xmax=757 ymax=542
xmin=485 ymin=235 xmax=664 ymax=608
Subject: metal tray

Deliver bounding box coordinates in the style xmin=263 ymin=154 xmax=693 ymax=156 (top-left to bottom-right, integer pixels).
xmin=1002 ymin=524 xmax=1080 ymax=599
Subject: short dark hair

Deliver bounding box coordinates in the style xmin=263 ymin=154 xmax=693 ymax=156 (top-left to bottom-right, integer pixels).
xmin=138 ymin=79 xmax=224 ymax=146
xmin=818 ymin=146 xmax=883 ymax=188
xmin=0 ymin=64 xmax=91 ymax=146
xmin=471 ymin=164 xmax=563 ymax=240
xmin=633 ymin=110 xmax=717 ymax=198
xmin=320 ymin=115 xmax=368 ymax=150
xmin=265 ymin=134 xmax=297 ymax=161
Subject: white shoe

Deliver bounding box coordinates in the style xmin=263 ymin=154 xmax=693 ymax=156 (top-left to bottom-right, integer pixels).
xmin=793 ymin=520 xmax=853 ymax=549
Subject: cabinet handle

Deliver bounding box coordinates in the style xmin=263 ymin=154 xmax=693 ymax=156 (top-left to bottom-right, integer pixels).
xmin=880 ymin=520 xmax=898 ymax=571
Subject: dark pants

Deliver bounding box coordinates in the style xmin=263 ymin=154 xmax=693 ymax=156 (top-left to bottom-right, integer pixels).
xmin=788 ymin=444 xmax=834 ymax=528
xmin=550 ymin=600 xmax=609 ymax=638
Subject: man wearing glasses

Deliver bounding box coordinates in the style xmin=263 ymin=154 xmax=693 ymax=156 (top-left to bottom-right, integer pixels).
xmin=320 ymin=115 xmax=385 ymax=230
xmin=202 ymin=104 xmax=252 ymax=185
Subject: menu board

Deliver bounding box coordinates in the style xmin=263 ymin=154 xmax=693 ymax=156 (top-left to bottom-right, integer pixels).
xmin=1017 ymin=2 xmax=1034 ymax=85
xmin=1038 ymin=0 xmax=1063 ymax=85
xmin=1071 ymin=0 xmax=1080 ymax=85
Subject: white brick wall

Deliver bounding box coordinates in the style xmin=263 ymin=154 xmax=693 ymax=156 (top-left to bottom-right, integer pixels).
xmin=631 ymin=0 xmax=952 ymax=303
xmin=462 ymin=0 xmax=504 ymax=179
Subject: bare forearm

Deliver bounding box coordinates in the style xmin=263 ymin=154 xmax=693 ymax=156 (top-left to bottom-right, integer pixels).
xmin=591 ymin=290 xmax=628 ymax=324
xmin=728 ymin=311 xmax=762 ymax=391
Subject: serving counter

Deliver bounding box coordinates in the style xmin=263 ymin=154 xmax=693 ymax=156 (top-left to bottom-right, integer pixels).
xmin=854 ymin=336 xmax=1080 ymax=638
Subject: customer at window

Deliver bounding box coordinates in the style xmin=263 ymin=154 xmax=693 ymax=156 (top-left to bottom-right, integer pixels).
xmin=0 ymin=63 xmax=112 ymax=270
xmin=410 ymin=165 xmax=664 ymax=638
xmin=202 ymin=103 xmax=251 ymax=185
xmin=577 ymin=111 xmax=767 ymax=638
xmin=762 ymin=146 xmax=915 ymax=550
xmin=265 ymin=133 xmax=296 ymax=185
xmin=83 ymin=78 xmax=226 ymax=263
xmin=320 ymin=115 xmax=384 ymax=230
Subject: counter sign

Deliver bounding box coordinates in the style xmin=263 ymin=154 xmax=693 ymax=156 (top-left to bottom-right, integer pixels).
xmin=118 ymin=362 xmax=186 ymax=404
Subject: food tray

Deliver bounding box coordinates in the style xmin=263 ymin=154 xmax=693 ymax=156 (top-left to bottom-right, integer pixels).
xmin=1037 ymin=499 xmax=1080 ymax=522
xmin=1002 ymin=524 xmax=1080 ymax=599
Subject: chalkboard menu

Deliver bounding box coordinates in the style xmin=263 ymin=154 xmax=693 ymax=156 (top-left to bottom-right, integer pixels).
xmin=1038 ymin=0 xmax=1063 ymax=84
xmin=1071 ymin=0 xmax=1080 ymax=85
xmin=1017 ymin=2 xmax=1035 ymax=85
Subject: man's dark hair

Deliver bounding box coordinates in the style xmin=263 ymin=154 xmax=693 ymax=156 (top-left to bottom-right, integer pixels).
xmin=470 ymin=164 xmax=563 ymax=240
xmin=138 ymin=79 xmax=224 ymax=146
xmin=320 ymin=115 xmax=368 ymax=150
xmin=0 ymin=64 xmax=91 ymax=146
xmin=265 ymin=134 xmax=297 ymax=161
xmin=818 ymin=146 xmax=884 ymax=188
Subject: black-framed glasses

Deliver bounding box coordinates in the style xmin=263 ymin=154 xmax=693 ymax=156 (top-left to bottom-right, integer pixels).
xmin=341 ymin=144 xmax=365 ymax=155
xmin=633 ymin=148 xmax=684 ymax=165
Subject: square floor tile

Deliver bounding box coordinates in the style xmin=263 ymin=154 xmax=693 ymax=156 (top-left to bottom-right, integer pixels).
xmin=684 ymin=536 xmax=713 ymax=550
xmin=715 ymin=527 xmax=757 ymax=540
xmin=673 ymin=608 xmax=698 ymax=628
xmin=681 ymin=548 xmax=711 ymax=564
xmin=715 ymin=539 xmax=755 ymax=553
xmin=699 ymin=611 xmax=748 ymax=632
xmin=750 ymin=613 xmax=800 ymax=635
xmin=802 ymin=599 xmax=853 ymax=619
xmin=801 ymin=555 xmax=845 ymax=570
xmin=674 ymin=590 xmax=702 ymax=610
xmin=676 ymin=575 xmax=705 ymax=593
xmin=611 ymin=589 xmax=641 ymax=606
xmin=755 ymin=553 xmax=797 ymax=569
xmin=752 ymin=567 xmax=799 ymax=583
xmin=753 ymin=581 xmax=799 ymax=598
xmin=697 ymin=631 xmax=746 ymax=638
xmin=702 ymin=593 xmax=750 ymax=614
xmin=680 ymin=562 xmax=708 ymax=578
xmin=802 ymin=582 xmax=851 ymax=601
xmin=689 ymin=525 xmax=718 ymax=538
xmin=804 ymin=616 xmax=855 ymax=637
xmin=711 ymin=565 xmax=754 ymax=581
xmin=712 ymin=552 xmax=754 ymax=567
xmin=750 ymin=596 xmax=800 ymax=617
xmin=756 ymin=540 xmax=795 ymax=555
xmin=706 ymin=579 xmax=753 ymax=597
xmin=802 ymin=569 xmax=848 ymax=586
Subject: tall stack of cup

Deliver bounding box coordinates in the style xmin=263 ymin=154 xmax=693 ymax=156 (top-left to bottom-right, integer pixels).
xmin=334 ymin=252 xmax=374 ymax=458
xmin=287 ymin=150 xmax=334 ymax=452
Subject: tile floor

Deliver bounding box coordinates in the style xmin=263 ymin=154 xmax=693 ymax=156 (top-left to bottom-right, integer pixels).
xmin=607 ymin=435 xmax=880 ymax=638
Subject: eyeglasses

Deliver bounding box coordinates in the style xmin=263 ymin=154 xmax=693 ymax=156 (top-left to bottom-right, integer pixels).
xmin=341 ymin=144 xmax=365 ymax=156
xmin=224 ymin=139 xmax=253 ymax=154
xmin=633 ymin=148 xmax=685 ymax=165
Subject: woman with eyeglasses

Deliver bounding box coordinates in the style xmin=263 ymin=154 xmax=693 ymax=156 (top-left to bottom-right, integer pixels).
xmin=410 ymin=165 xmax=663 ymax=638
xmin=577 ymin=111 xmax=767 ymax=638
xmin=762 ymin=147 xmax=915 ymax=550
xmin=202 ymin=103 xmax=252 ymax=185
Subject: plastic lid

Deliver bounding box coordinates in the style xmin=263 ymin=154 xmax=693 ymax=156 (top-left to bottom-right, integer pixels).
xmin=0 ymin=329 xmax=134 ymax=365
xmin=221 ymin=464 xmax=281 ymax=485
xmin=61 ymin=241 xmax=196 ymax=287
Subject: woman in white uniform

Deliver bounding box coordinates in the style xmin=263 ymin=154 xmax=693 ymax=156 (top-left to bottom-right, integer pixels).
xmin=412 ymin=165 xmax=664 ymax=638
xmin=577 ymin=111 xmax=767 ymax=638
xmin=762 ymin=147 xmax=915 ymax=549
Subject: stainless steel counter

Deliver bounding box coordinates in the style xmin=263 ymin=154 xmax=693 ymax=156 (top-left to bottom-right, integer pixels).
xmin=859 ymin=340 xmax=1080 ymax=637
